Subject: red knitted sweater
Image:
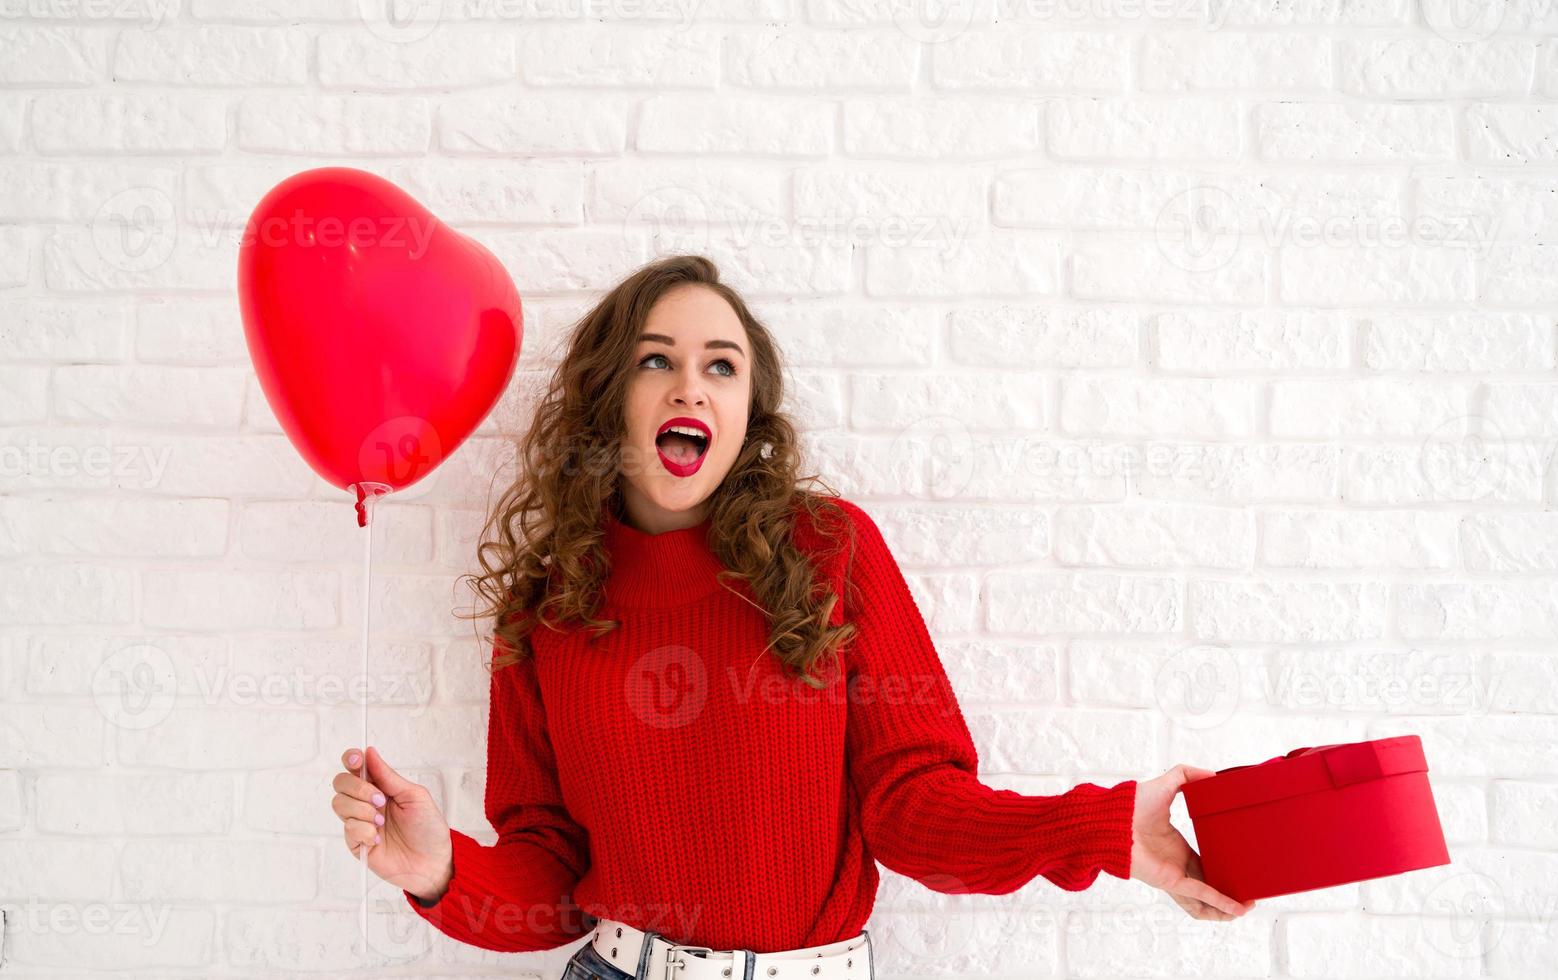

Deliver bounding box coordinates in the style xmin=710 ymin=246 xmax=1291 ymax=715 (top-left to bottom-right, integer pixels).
xmin=404 ymin=496 xmax=1137 ymax=954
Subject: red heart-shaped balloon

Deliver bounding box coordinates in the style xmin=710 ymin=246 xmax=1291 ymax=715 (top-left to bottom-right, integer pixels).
xmin=237 ymin=167 xmax=522 ymax=523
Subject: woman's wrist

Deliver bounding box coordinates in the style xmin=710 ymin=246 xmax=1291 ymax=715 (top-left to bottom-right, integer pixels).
xmin=409 ymin=828 xmax=456 ymax=907
xmin=410 ymin=858 xmax=454 ymax=907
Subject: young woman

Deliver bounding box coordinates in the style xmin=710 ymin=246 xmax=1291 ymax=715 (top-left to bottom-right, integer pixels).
xmin=330 ymin=255 xmax=1255 ymax=980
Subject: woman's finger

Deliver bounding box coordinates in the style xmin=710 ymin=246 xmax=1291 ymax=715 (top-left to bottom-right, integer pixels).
xmin=343 ymin=816 xmax=380 ymax=850
xmin=331 ymin=792 xmax=382 ymax=827
xmin=362 ymin=746 xmax=417 ymax=800
xmin=332 ymin=768 xmax=385 ymax=807
xmin=1172 ymin=874 xmax=1246 ymax=917
xmin=1181 ymin=891 xmax=1233 ymax=922
xmin=1172 ymin=893 xmax=1222 ymax=922
xmin=1185 ymin=848 xmax=1206 ymax=882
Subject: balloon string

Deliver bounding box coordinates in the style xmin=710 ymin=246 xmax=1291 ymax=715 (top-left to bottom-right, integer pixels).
xmin=353 ymin=482 xmax=391 ymax=959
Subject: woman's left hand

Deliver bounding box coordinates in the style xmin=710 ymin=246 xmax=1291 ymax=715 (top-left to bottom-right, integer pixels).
xmin=1129 ymin=764 xmax=1259 ymax=921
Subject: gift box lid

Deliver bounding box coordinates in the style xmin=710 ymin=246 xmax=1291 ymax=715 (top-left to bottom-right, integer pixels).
xmin=1183 ymin=735 xmax=1429 ymax=820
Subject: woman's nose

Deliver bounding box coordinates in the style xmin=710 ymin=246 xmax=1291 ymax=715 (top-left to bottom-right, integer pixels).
xmin=669 ymin=377 xmax=707 ymax=406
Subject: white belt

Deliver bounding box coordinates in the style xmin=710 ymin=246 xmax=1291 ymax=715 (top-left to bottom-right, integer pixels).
xmin=588 ymin=918 xmax=872 ymax=980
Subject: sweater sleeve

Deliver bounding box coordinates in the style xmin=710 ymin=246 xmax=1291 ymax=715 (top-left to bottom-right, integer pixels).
xmin=402 ymin=649 xmax=592 ymax=952
xmin=834 ymin=498 xmax=1137 ymax=895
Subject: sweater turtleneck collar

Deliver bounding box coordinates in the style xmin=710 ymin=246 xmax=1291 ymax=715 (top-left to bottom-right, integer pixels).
xmin=600 ymin=504 xmax=727 ymax=608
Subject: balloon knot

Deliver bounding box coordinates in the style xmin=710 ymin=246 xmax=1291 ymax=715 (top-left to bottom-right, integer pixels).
xmin=353 ymin=482 xmax=391 ymax=528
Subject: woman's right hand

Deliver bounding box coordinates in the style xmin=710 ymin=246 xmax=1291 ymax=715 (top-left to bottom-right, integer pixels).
xmin=1129 ymin=763 xmax=1258 ymax=921
xmin=332 ymin=745 xmax=454 ymax=905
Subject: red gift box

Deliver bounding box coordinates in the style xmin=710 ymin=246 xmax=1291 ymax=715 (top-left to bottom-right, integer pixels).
xmin=1182 ymin=735 xmax=1451 ymax=902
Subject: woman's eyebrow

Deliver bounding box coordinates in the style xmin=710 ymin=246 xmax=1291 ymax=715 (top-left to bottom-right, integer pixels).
xmin=638 ymin=333 xmax=746 ymax=357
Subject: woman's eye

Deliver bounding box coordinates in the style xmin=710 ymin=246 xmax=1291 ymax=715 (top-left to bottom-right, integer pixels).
xmin=639 ymin=353 xmax=738 ymax=378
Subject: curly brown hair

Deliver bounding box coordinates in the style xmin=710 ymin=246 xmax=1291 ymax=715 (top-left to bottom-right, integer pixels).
xmin=458 ymin=254 xmax=858 ymax=688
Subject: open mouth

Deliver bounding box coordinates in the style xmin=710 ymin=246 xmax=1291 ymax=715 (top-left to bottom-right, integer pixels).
xmin=655 ymin=416 xmax=711 ymax=476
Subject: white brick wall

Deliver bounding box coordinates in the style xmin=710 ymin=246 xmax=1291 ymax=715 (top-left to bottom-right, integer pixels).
xmin=1 ymin=2 xmax=1555 ymax=977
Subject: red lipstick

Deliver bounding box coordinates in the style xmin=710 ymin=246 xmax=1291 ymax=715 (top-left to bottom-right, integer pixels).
xmin=655 ymin=415 xmax=712 ymax=477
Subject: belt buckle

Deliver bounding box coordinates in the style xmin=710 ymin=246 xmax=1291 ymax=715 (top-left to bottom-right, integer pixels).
xmin=663 ymin=941 xmax=715 ymax=979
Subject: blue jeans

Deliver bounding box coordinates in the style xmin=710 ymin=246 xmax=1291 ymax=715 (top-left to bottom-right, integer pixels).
xmin=560 ymin=938 xmax=632 ymax=980
xmin=561 ymin=929 xmax=873 ymax=980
